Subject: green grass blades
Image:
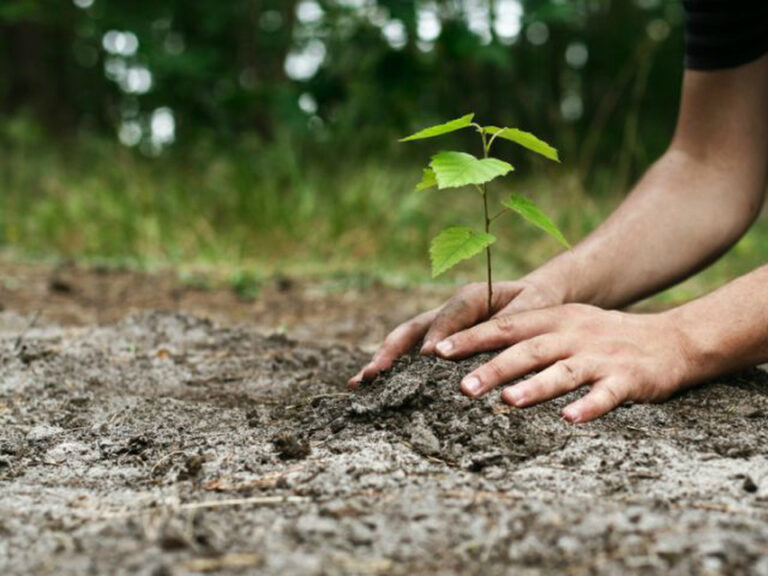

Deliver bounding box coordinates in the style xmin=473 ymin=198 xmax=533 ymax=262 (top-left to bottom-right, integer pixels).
xmin=400 ymin=114 xmax=475 ymax=142
xmin=502 ymin=194 xmax=570 ymax=248
xmin=430 ymin=227 xmax=496 ymax=278
xmin=430 ymin=151 xmax=513 ymax=189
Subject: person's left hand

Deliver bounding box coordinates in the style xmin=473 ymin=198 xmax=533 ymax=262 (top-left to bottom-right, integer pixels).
xmin=433 ymin=304 xmax=698 ymax=423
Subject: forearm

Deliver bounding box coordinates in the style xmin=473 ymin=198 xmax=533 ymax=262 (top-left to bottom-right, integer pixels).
xmin=527 ymin=148 xmax=762 ymax=308
xmin=667 ymin=265 xmax=768 ymax=380
xmin=524 ymin=58 xmax=768 ymax=310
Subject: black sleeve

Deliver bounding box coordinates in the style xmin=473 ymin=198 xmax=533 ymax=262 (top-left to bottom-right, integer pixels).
xmin=684 ymin=0 xmax=768 ymax=70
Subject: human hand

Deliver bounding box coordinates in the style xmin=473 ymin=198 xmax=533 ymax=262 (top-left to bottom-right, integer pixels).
xmin=348 ymin=278 xmax=565 ymax=388
xmin=433 ymin=304 xmax=697 ymax=423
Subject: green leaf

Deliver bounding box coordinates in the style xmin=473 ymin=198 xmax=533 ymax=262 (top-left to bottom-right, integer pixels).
xmin=484 ymin=126 xmax=560 ymax=162
xmin=430 ymin=226 xmax=496 ymax=278
xmin=502 ymin=194 xmax=570 ymax=248
xmin=415 ymin=168 xmax=437 ymax=192
xmin=430 ymin=151 xmax=514 ymax=189
xmin=400 ymin=114 xmax=475 ymax=142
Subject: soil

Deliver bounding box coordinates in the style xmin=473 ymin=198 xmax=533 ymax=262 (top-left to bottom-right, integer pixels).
xmin=0 ymin=259 xmax=450 ymax=348
xmin=2 ymin=308 xmax=768 ymax=576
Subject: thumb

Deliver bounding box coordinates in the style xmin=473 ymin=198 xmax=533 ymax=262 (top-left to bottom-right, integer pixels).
xmin=494 ymin=284 xmax=560 ymax=317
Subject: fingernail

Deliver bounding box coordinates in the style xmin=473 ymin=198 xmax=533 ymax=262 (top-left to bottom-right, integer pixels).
xmin=462 ymin=376 xmax=482 ymax=397
xmin=563 ymin=408 xmax=581 ymax=423
xmin=359 ymin=363 xmax=375 ymax=379
xmin=504 ymin=389 xmax=526 ymax=407
xmin=435 ymin=340 xmax=454 ymax=356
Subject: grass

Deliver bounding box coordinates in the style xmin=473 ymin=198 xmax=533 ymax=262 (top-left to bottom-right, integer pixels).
xmin=2 ymin=115 xmax=768 ymax=308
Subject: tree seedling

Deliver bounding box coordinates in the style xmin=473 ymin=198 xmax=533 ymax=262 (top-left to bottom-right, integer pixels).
xmin=400 ymin=113 xmax=570 ymax=317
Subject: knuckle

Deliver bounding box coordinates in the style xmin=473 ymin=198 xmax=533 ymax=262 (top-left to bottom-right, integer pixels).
xmin=563 ymin=303 xmax=589 ymax=314
xmin=493 ymin=314 xmax=516 ymax=333
xmin=601 ymin=383 xmax=624 ymax=407
xmin=622 ymin=363 xmax=645 ymax=382
xmin=456 ymin=283 xmax=481 ymax=299
xmin=558 ymin=360 xmax=578 ymax=387
xmin=640 ymin=382 xmax=666 ymax=402
xmin=384 ymin=326 xmax=410 ymax=346
xmin=604 ymin=310 xmax=625 ymax=326
xmin=578 ymin=354 xmax=604 ymax=376
xmin=444 ymin=296 xmax=471 ymax=317
xmin=432 ymin=308 xmax=459 ymax=329
xmin=526 ymin=338 xmax=549 ymax=362
xmin=384 ymin=330 xmax=402 ymax=346
xmin=485 ymin=360 xmax=507 ymax=383
xmin=395 ymin=321 xmax=416 ymax=337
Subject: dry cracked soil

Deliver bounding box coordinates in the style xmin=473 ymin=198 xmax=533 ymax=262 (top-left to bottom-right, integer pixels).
xmin=2 ymin=310 xmax=768 ymax=575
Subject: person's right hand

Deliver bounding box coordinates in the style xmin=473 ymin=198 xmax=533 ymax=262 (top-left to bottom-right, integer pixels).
xmin=348 ymin=278 xmax=565 ymax=388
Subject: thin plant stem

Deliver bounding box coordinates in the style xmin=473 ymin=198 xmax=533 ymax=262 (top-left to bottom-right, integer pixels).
xmin=482 ymin=184 xmax=493 ymax=318
xmin=486 ymin=131 xmax=502 ymax=154
xmin=478 ymin=128 xmax=493 ymax=319
xmin=490 ymin=207 xmax=509 ymax=223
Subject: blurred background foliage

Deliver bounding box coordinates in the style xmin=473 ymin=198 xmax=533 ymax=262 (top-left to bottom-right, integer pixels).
xmin=1 ymin=0 xmax=765 ymax=299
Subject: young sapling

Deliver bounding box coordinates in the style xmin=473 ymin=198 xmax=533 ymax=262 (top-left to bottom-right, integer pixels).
xmin=401 ymin=114 xmax=569 ymax=318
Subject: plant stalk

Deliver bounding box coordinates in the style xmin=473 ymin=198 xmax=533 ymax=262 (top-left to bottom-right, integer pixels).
xmin=479 ymin=127 xmax=494 ymax=319
xmin=482 ymin=184 xmax=493 ymax=319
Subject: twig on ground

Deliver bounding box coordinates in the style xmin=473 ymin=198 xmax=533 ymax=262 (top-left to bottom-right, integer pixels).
xmin=176 ymin=554 xmax=262 ymax=573
xmin=178 ymin=495 xmax=311 ymax=510
xmin=101 ymin=495 xmax=312 ymax=520
xmin=14 ymin=310 xmax=41 ymax=351
xmin=150 ymin=450 xmax=187 ymax=476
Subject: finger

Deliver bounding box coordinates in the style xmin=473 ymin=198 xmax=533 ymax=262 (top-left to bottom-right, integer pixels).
xmin=436 ymin=308 xmax=562 ymax=360
xmin=502 ymin=358 xmax=593 ymax=408
xmin=461 ymin=335 xmax=570 ymax=398
xmin=494 ymin=287 xmax=553 ymax=316
xmin=348 ymin=309 xmax=439 ymax=389
xmin=421 ymin=285 xmax=488 ymax=354
xmin=562 ymin=380 xmax=627 ymax=423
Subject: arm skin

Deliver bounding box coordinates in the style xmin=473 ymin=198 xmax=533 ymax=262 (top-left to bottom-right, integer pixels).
xmin=349 ymin=53 xmax=768 ymax=389
xmin=424 ymin=53 xmax=768 ymax=422
xmin=436 ymin=264 xmax=768 ymax=423
xmin=532 ymin=53 xmax=768 ymax=309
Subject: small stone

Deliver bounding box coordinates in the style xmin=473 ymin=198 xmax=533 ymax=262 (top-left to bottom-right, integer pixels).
xmin=26 ymin=425 xmax=63 ymax=443
xmin=246 ymin=407 xmax=268 ymax=428
xmin=739 ymin=406 xmax=764 ymax=419
xmin=743 ymin=475 xmax=758 ymax=493
xmin=409 ymin=424 xmax=440 ymax=456
xmin=273 ymin=432 xmax=311 ymax=460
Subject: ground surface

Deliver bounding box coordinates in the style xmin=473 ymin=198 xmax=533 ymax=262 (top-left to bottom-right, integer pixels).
xmin=0 ymin=259 xmax=449 ymax=348
xmin=1 ymin=261 xmax=768 ymax=575
xmin=1 ymin=310 xmax=768 ymax=575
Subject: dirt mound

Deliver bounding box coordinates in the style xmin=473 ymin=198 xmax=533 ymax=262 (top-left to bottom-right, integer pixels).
xmin=2 ymin=311 xmax=768 ymax=575
xmin=274 ymin=354 xmax=567 ymax=470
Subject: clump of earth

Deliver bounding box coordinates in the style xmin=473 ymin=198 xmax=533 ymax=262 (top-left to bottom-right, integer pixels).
xmin=1 ymin=311 xmax=768 ymax=575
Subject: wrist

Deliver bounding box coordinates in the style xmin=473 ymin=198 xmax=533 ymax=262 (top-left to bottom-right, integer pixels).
xmin=523 ymin=250 xmax=593 ymax=306
xmin=660 ymin=305 xmax=727 ymax=382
